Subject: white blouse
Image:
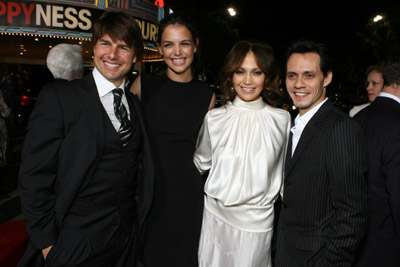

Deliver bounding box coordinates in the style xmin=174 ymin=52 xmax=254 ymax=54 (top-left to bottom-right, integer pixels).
xmin=194 ymin=97 xmax=291 ymax=232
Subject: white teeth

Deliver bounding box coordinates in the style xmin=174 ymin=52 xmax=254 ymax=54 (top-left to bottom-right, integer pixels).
xmin=242 ymin=87 xmax=254 ymax=92
xmin=173 ymin=58 xmax=184 ymax=63
xmin=295 ymin=92 xmax=307 ymax=96
xmin=105 ymin=62 xmax=120 ymax=67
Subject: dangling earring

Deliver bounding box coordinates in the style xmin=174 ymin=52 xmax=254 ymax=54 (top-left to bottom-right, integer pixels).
xmin=231 ymin=86 xmax=234 ymax=91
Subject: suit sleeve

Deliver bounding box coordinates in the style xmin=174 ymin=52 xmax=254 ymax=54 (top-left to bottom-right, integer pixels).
xmin=309 ymin=118 xmax=368 ymax=267
xmin=18 ymin=84 xmax=65 ymax=250
xmin=193 ymin=113 xmax=212 ymax=175
xmin=383 ymin=127 xmax=400 ymax=235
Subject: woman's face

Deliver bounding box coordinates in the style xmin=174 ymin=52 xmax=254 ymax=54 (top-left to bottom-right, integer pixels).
xmin=232 ymin=52 xmax=266 ymax=102
xmin=158 ymin=24 xmax=198 ymax=82
xmin=366 ymin=70 xmax=384 ymax=102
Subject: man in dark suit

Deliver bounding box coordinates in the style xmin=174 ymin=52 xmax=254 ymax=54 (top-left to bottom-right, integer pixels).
xmin=274 ymin=39 xmax=368 ymax=267
xmin=353 ymin=60 xmax=400 ymax=267
xmin=18 ymin=11 xmax=154 ymax=267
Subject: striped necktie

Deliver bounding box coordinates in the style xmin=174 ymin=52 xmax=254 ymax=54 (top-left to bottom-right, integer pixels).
xmin=112 ymin=88 xmax=133 ymax=146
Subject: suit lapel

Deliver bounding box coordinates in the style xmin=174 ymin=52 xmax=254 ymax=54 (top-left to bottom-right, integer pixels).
xmin=285 ymin=131 xmax=293 ymax=176
xmin=76 ymin=74 xmax=106 ymax=155
xmin=285 ymin=100 xmax=334 ymax=177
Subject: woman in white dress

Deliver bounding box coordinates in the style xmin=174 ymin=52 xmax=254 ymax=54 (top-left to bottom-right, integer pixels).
xmin=194 ymin=40 xmax=291 ymax=267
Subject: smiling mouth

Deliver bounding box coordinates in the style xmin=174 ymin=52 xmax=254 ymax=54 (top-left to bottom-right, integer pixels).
xmin=104 ymin=61 xmax=120 ymax=68
xmin=172 ymin=58 xmax=185 ymax=64
xmin=241 ymin=87 xmax=255 ymax=93
xmin=294 ymin=92 xmax=307 ymax=96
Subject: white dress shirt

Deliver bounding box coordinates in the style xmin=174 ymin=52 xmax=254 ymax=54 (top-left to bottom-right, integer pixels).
xmin=93 ymin=67 xmax=130 ymax=131
xmin=291 ymin=98 xmax=328 ymax=156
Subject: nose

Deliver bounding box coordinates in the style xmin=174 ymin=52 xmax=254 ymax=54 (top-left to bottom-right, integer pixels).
xmin=109 ymin=46 xmax=119 ymax=60
xmin=294 ymin=77 xmax=305 ymax=88
xmin=244 ymin=73 xmax=252 ymax=85
xmin=173 ymin=45 xmax=182 ymax=55
xmin=366 ymin=82 xmax=373 ymax=91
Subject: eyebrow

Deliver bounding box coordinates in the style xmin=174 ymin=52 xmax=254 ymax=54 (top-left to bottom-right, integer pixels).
xmin=287 ymin=70 xmax=316 ymax=74
xmin=162 ymin=39 xmax=192 ymax=43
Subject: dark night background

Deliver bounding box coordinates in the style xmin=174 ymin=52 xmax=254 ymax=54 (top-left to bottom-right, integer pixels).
xmin=160 ymin=0 xmax=400 ymax=112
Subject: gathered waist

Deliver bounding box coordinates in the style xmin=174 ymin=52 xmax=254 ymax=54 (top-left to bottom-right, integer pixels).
xmin=204 ymin=195 xmax=275 ymax=232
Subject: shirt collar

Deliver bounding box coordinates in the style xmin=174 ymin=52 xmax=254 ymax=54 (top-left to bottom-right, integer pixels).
xmin=92 ymin=67 xmax=125 ymax=98
xmin=378 ymin=92 xmax=400 ymax=104
xmin=295 ymin=98 xmax=328 ymax=127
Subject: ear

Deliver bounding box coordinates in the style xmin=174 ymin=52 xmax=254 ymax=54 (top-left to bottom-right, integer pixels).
xmin=132 ymin=56 xmax=137 ymax=64
xmin=323 ymin=72 xmax=333 ymax=87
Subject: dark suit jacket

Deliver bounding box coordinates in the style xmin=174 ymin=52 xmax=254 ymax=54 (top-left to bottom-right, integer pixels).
xmin=275 ymin=100 xmax=368 ymax=267
xmin=18 ymin=74 xmax=154 ymax=265
xmin=353 ymin=96 xmax=400 ymax=267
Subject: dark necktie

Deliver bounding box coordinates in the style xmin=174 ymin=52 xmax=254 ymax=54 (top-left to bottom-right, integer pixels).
xmin=112 ymin=88 xmax=133 ymax=146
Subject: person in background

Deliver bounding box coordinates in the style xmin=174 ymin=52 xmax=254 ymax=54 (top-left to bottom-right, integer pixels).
xmin=18 ymin=11 xmax=154 ymax=267
xmin=193 ymin=40 xmax=291 ymax=267
xmin=349 ymin=64 xmax=384 ymax=117
xmin=0 ymin=89 xmax=11 ymax=167
xmin=46 ymin=43 xmax=85 ymax=81
xmin=274 ymin=39 xmax=368 ymax=267
xmin=131 ymin=12 xmax=215 ymax=267
xmin=353 ymin=60 xmax=400 ymax=267
xmin=1 ymin=73 xmax=17 ymax=115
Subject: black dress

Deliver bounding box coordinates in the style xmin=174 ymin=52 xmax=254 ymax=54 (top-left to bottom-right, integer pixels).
xmin=140 ymin=73 xmax=213 ymax=267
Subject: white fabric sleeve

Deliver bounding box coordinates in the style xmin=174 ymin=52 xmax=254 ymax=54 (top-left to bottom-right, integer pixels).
xmin=193 ymin=114 xmax=212 ymax=175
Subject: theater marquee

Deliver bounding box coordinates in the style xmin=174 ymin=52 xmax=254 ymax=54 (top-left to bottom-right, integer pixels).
xmin=0 ymin=0 xmax=158 ymax=42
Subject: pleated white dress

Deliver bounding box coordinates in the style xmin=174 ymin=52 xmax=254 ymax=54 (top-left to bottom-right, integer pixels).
xmin=194 ymin=97 xmax=291 ymax=267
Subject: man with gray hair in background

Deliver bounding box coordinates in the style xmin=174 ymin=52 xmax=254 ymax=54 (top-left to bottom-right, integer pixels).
xmin=46 ymin=43 xmax=84 ymax=81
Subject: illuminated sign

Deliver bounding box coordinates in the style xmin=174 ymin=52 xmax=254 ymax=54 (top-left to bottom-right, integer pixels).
xmin=154 ymin=0 xmax=164 ymax=8
xmin=0 ymin=1 xmax=92 ymax=32
xmin=0 ymin=1 xmax=158 ymax=42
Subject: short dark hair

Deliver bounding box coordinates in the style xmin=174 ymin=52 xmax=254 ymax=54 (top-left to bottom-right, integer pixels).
xmin=219 ymin=39 xmax=279 ymax=105
xmin=365 ymin=64 xmax=384 ymax=78
xmin=286 ymin=38 xmax=333 ymax=77
xmin=92 ymin=11 xmax=143 ymax=61
xmin=383 ymin=60 xmax=400 ymax=87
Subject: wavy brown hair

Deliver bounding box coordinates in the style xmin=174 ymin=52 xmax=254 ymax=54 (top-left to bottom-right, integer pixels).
xmin=219 ymin=40 xmax=280 ymax=106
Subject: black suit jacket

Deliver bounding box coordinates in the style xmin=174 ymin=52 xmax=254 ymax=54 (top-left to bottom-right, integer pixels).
xmin=275 ymin=100 xmax=368 ymax=267
xmin=353 ymin=96 xmax=400 ymax=267
xmin=18 ymin=74 xmax=154 ymax=264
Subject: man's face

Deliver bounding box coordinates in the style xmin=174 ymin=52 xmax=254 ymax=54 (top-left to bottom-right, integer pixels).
xmin=93 ymin=34 xmax=136 ymax=87
xmin=286 ymin=52 xmax=332 ymax=115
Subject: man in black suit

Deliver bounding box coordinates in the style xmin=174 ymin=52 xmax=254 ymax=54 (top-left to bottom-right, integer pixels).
xmin=18 ymin=11 xmax=154 ymax=267
xmin=353 ymin=60 xmax=400 ymax=267
xmin=274 ymin=39 xmax=368 ymax=267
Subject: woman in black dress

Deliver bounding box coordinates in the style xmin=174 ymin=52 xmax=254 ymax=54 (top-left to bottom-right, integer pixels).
xmin=131 ymin=13 xmax=215 ymax=267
